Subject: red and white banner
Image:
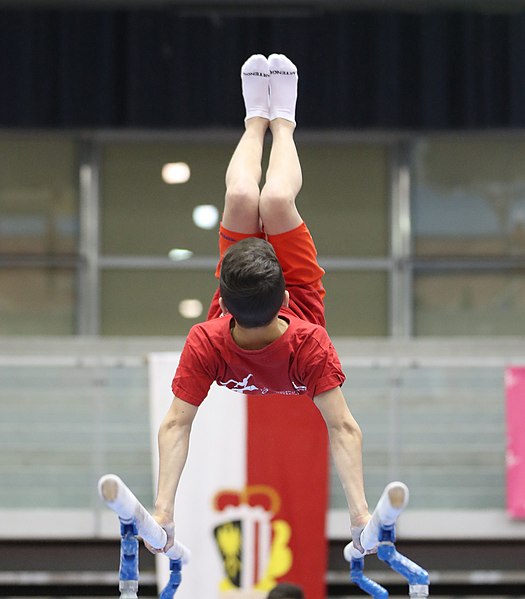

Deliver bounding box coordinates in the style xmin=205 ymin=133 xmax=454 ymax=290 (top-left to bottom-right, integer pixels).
xmin=505 ymin=366 xmax=525 ymax=519
xmin=149 ymin=353 xmax=329 ymax=599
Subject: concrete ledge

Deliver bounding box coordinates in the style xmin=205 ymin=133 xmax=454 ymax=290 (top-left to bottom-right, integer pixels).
xmin=328 ymin=509 xmax=525 ymax=540
xmin=2 ymin=508 xmax=525 ymax=540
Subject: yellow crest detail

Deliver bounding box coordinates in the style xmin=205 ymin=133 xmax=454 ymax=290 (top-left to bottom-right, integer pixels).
xmin=213 ymin=485 xmax=293 ymax=592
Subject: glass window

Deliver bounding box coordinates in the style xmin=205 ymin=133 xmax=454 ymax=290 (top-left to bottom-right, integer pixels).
xmin=396 ymin=366 xmax=504 ymax=509
xmin=330 ymin=367 xmax=392 ymax=509
xmin=323 ymin=271 xmax=388 ymax=336
xmin=101 ymin=140 xmax=390 ymax=259
xmin=0 ymin=268 xmax=76 ymax=335
xmin=101 ymin=142 xmax=229 ymax=257
xmin=414 ymin=271 xmax=525 ymax=336
xmin=0 ymin=135 xmax=78 ymax=255
xmin=101 ymin=270 xmax=388 ymax=337
xmin=0 ymin=135 xmax=78 ymax=335
xmin=331 ymin=365 xmax=505 ymax=510
xmin=101 ymin=269 xmax=219 ymax=335
xmin=100 ymin=139 xmax=390 ymax=337
xmin=0 ymin=364 xmax=151 ymax=508
xmin=413 ymin=137 xmax=525 ymax=257
xmin=299 ymin=143 xmax=389 ymax=257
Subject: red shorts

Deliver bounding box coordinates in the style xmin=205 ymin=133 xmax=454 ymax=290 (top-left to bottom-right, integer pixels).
xmin=214 ymin=222 xmax=325 ymax=298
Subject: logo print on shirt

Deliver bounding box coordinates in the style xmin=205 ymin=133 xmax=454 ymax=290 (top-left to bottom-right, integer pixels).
xmin=218 ymin=373 xmax=261 ymax=393
xmin=218 ymin=374 xmax=306 ymax=396
xmin=292 ymin=381 xmax=307 ymax=393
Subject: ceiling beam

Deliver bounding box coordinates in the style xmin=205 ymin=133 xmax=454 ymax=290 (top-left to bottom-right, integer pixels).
xmin=1 ymin=0 xmax=525 ymax=12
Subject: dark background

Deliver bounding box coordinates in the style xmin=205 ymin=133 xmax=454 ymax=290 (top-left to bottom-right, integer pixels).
xmin=2 ymin=5 xmax=525 ymax=129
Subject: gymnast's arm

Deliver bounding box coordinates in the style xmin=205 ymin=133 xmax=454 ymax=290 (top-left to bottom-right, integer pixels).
xmin=314 ymin=386 xmax=371 ymax=551
xmin=147 ymin=395 xmax=198 ymax=554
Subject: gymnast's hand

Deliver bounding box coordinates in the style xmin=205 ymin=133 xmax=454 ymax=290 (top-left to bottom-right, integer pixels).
xmin=351 ymin=512 xmax=375 ymax=555
xmin=144 ymin=512 xmax=175 ymax=554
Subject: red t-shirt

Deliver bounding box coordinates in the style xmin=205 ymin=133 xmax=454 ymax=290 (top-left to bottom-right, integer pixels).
xmin=172 ymin=286 xmax=346 ymax=406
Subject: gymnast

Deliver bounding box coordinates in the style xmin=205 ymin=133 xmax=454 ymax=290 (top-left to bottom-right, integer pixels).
xmin=146 ymin=53 xmax=372 ymax=557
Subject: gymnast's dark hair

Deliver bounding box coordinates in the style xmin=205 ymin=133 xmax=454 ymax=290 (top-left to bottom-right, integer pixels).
xmin=267 ymin=582 xmax=305 ymax=599
xmin=219 ymin=237 xmax=285 ymax=328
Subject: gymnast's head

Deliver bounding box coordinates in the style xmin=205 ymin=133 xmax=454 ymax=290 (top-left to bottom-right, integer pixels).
xmin=219 ymin=237 xmax=286 ymax=329
xmin=267 ymin=582 xmax=305 ymax=599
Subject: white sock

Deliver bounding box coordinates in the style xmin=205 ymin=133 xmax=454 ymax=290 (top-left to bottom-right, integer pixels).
xmin=241 ymin=54 xmax=270 ymax=121
xmin=268 ymin=54 xmax=298 ymax=124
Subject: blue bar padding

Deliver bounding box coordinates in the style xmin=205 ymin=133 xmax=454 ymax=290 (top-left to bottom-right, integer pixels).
xmin=379 ymin=524 xmax=396 ymax=543
xmin=350 ymin=557 xmax=389 ymax=598
xmin=377 ymin=543 xmax=429 ymax=586
xmin=377 ymin=526 xmax=429 ymax=586
xmin=119 ymin=520 xmax=139 ymax=582
xmin=159 ymin=558 xmax=182 ymax=599
xmin=349 ymin=522 xmax=429 ymax=596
